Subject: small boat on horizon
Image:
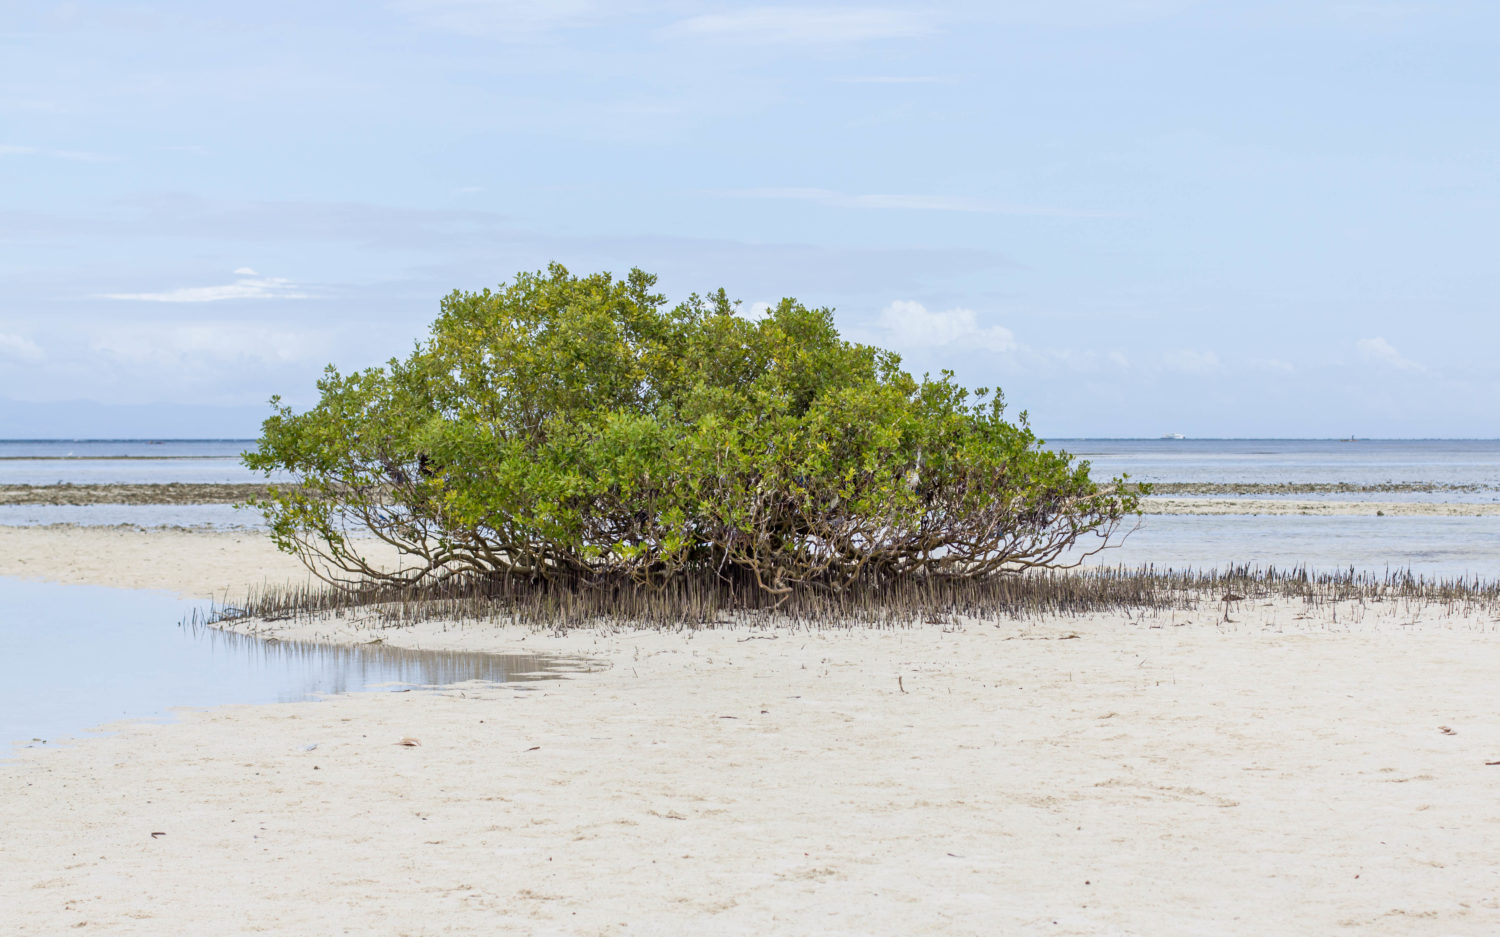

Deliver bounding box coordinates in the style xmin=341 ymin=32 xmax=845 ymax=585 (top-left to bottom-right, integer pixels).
xmin=1160 ymin=433 xmax=1186 ymax=440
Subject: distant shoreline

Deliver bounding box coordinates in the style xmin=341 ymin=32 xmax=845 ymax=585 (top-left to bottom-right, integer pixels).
xmin=5 ymin=436 xmax=1500 ymax=443
xmin=5 ymin=481 xmax=1498 ymax=514
xmin=0 ymin=483 xmax=274 ymax=505
xmin=0 ymin=455 xmax=238 ymax=461
xmin=0 ymin=438 xmax=256 ymax=443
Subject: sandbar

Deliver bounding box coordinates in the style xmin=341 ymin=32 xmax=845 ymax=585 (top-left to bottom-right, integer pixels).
xmin=1145 ymin=497 xmax=1500 ymax=516
xmin=3 ymin=526 xmax=1500 ymax=935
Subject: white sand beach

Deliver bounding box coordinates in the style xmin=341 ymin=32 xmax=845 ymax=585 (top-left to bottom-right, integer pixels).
xmin=4 ymin=526 xmax=1500 ymax=935
xmin=0 ymin=525 xmax=307 ymax=596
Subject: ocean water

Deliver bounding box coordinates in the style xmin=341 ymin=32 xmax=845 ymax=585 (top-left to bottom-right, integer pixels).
xmin=1054 ymin=438 xmax=1500 ymax=497
xmin=2 ymin=438 xmax=1498 ymax=579
xmin=1048 ymin=439 xmax=1500 ymax=579
xmin=0 ymin=439 xmax=275 ymax=527
xmin=1076 ymin=514 xmax=1499 ymax=580
xmin=0 ymin=439 xmax=267 ymax=485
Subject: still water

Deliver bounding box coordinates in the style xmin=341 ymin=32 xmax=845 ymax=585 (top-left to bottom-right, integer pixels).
xmin=4 ymin=437 xmax=1498 ymax=578
xmin=1076 ymin=514 xmax=1500 ymax=581
xmin=0 ymin=577 xmax=582 ymax=757
xmin=9 ymin=437 xmax=1498 ymax=492
xmin=1049 ymin=439 xmax=1500 ymax=578
xmin=1054 ymin=438 xmax=1500 ymax=496
xmin=0 ymin=439 xmax=270 ymax=485
xmin=0 ymin=503 xmax=257 ymax=528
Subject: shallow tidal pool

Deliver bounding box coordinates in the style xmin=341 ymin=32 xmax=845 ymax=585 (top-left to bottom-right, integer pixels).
xmin=0 ymin=577 xmax=575 ymax=757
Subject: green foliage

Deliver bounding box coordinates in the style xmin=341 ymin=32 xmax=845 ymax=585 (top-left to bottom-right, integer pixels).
xmin=245 ymin=264 xmax=1142 ymax=594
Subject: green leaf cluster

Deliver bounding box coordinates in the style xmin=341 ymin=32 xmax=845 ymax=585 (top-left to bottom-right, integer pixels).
xmin=244 ymin=264 xmax=1141 ymax=593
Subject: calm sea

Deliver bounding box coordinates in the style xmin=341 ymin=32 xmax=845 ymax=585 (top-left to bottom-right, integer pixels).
xmin=0 ymin=439 xmax=262 ymax=484
xmin=1055 ymin=438 xmax=1500 ymax=499
xmin=1051 ymin=439 xmax=1500 ymax=579
xmin=1 ymin=438 xmax=1497 ymax=579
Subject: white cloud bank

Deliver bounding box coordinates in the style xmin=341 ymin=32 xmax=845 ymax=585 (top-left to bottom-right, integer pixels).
xmin=0 ymin=143 xmax=113 ymax=162
xmin=390 ymin=0 xmax=602 ymax=38
xmin=739 ymin=300 xmax=774 ymax=321
xmin=877 ymin=300 xmax=1016 ymax=353
xmin=1356 ymin=336 xmax=1422 ymax=372
xmin=661 ymin=7 xmax=936 ymax=43
xmin=90 ymin=322 xmax=329 ymax=367
xmin=102 ymin=269 xmax=309 ymax=303
xmin=0 ymin=332 xmax=44 ymax=360
xmin=720 ymin=186 xmax=1116 ymax=218
xmin=833 ymin=75 xmax=953 ymax=85
xmin=1250 ymin=357 xmax=1295 ymax=373
xmin=1160 ymin=348 xmax=1222 ymax=375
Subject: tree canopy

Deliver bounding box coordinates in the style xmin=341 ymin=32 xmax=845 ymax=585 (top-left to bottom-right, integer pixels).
xmin=244 ymin=264 xmax=1139 ymax=598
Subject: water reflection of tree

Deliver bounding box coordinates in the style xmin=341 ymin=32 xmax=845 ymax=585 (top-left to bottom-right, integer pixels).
xmin=185 ymin=624 xmax=583 ymax=702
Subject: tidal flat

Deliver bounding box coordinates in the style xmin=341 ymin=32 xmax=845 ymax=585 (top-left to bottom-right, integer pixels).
xmin=3 ymin=524 xmax=1500 ymax=935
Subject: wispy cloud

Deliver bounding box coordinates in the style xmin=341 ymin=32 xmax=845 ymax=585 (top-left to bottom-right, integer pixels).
xmin=0 ymin=332 xmax=44 ymax=360
xmin=101 ymin=269 xmax=309 ymax=303
xmin=390 ymin=0 xmax=605 ymax=37
xmin=1 ymin=100 xmax=63 ymax=113
xmin=740 ymin=300 xmax=774 ymax=322
xmin=661 ymin=7 xmax=936 ymax=43
xmin=0 ymin=143 xmax=113 ymax=162
xmin=90 ymin=322 xmax=330 ymax=367
xmin=967 ymin=0 xmax=1199 ymax=28
xmin=3 ymin=195 xmax=515 ymax=250
xmin=877 ymin=300 xmax=1017 ymax=353
xmin=719 ymin=186 xmax=1119 ymax=218
xmin=1160 ymin=348 xmax=1222 ymax=375
xmin=833 ymin=75 xmax=954 ymax=84
xmin=1038 ymin=347 xmax=1132 ymax=374
xmin=6 ymin=196 xmax=1012 ymax=302
xmin=1356 ymin=336 xmax=1422 ymax=372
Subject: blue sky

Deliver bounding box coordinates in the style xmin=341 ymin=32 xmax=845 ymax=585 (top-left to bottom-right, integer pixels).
xmin=2 ymin=1 xmax=1497 ymax=438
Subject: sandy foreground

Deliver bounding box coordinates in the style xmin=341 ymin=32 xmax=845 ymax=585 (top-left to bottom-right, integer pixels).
xmin=3 ymin=527 xmax=1500 ymax=935
xmin=0 ymin=524 xmax=310 ymax=597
